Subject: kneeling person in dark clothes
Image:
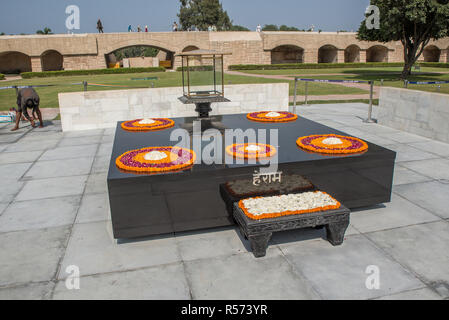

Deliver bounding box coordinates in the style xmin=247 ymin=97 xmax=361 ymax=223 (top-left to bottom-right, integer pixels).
xmin=11 ymin=87 xmax=44 ymax=131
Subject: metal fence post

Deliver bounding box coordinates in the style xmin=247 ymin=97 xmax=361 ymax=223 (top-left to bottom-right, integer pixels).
xmin=364 ymin=81 xmax=377 ymax=123
xmin=404 ymin=80 xmax=408 ymax=88
xmin=304 ymin=81 xmax=309 ymax=106
xmin=292 ymin=78 xmax=298 ymax=113
xmin=83 ymin=81 xmax=87 ymax=92
xmin=437 ymin=85 xmax=441 ymax=93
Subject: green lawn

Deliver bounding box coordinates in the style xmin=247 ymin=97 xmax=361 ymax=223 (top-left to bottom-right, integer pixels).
xmin=0 ymin=71 xmax=366 ymax=111
xmin=242 ymin=67 xmax=449 ymax=94
xmin=241 ymin=66 xmax=449 ymax=76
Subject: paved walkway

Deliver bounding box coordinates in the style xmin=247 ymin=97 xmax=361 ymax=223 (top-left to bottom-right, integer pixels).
xmin=0 ymin=105 xmax=448 ymax=300
xmin=0 ymin=75 xmax=22 ymax=82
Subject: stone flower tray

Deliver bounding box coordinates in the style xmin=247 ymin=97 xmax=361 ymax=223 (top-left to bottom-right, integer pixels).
xmin=233 ymin=202 xmax=350 ymax=258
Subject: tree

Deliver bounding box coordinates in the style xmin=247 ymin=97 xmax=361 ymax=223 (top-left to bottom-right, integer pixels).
xmin=0 ymin=32 xmax=5 ymax=36
xmin=279 ymin=25 xmax=300 ymax=31
xmin=262 ymin=24 xmax=279 ymax=31
xmin=178 ymin=0 xmax=232 ymax=31
xmin=230 ymin=25 xmax=250 ymax=31
xmin=114 ymin=46 xmax=159 ymax=61
xmin=357 ymin=0 xmax=449 ymax=79
xmin=36 ymin=27 xmax=53 ymax=35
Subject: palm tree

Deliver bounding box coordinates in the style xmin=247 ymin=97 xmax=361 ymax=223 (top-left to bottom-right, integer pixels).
xmin=36 ymin=27 xmax=53 ymax=35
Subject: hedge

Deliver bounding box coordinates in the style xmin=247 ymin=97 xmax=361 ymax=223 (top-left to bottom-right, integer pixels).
xmin=417 ymin=62 xmax=449 ymax=68
xmin=176 ymin=65 xmax=214 ymax=72
xmin=21 ymin=67 xmax=166 ymax=79
xmin=228 ymin=62 xmax=406 ymax=70
xmin=0 ymin=73 xmax=4 ymax=80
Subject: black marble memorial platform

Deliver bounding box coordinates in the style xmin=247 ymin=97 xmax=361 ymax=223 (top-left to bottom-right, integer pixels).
xmin=107 ymin=113 xmax=396 ymax=239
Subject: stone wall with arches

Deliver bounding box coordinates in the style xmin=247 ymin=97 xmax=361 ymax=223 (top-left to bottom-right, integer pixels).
xmin=1 ymin=32 xmax=449 ymax=73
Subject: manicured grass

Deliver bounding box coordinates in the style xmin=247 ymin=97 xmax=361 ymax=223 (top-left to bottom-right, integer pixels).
xmin=241 ymin=66 xmax=449 ymax=76
xmin=290 ymin=99 xmax=379 ymax=106
xmin=242 ymin=67 xmax=449 ymax=94
xmin=0 ymin=71 xmax=366 ymax=111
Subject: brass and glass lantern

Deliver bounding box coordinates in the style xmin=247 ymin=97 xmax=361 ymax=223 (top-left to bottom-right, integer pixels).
xmin=178 ymin=50 xmax=231 ymax=119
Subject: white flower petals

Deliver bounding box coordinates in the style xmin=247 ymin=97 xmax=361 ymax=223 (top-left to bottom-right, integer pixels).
xmin=144 ymin=151 xmax=167 ymax=161
xmin=265 ymin=112 xmax=281 ymax=118
xmin=245 ymin=145 xmax=262 ymax=152
xmin=322 ymin=137 xmax=343 ymax=145
xmin=242 ymin=192 xmax=338 ymax=216
xmin=138 ymin=118 xmax=156 ymax=125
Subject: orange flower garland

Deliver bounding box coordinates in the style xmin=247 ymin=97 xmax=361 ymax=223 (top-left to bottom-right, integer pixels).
xmin=296 ymin=134 xmax=368 ymax=154
xmin=247 ymin=111 xmax=298 ymax=123
xmin=121 ymin=118 xmax=175 ymax=132
xmin=116 ymin=146 xmax=196 ymax=173
xmin=225 ymin=143 xmax=277 ymax=159
xmin=238 ymin=191 xmax=341 ymax=220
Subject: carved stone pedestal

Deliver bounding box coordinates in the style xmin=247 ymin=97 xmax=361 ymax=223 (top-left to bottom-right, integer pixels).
xmin=233 ymin=203 xmax=350 ymax=258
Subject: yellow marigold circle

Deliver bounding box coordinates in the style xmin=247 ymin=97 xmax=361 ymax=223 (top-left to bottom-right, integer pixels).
xmin=116 ymin=146 xmax=196 ymax=173
xmin=121 ymin=118 xmax=175 ymax=132
xmin=296 ymin=134 xmax=368 ymax=154
xmin=247 ymin=111 xmax=298 ymax=123
xmin=225 ymin=143 xmax=277 ymax=159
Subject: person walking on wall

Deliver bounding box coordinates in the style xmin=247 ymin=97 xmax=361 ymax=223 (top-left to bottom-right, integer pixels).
xmin=145 ymin=25 xmax=148 ymax=32
xmin=128 ymin=24 xmax=133 ymax=32
xmin=11 ymin=87 xmax=44 ymax=131
xmin=97 ymin=19 xmax=104 ymax=33
xmin=172 ymin=22 xmax=178 ymax=32
xmin=137 ymin=25 xmax=142 ymax=32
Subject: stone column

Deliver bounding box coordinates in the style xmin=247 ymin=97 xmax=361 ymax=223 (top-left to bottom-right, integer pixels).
xmin=30 ymin=57 xmax=42 ymax=72
xmin=337 ymin=50 xmax=345 ymax=63
xmin=360 ymin=50 xmax=367 ymax=63
xmin=439 ymin=49 xmax=448 ymax=63
xmin=304 ymin=49 xmax=318 ymax=64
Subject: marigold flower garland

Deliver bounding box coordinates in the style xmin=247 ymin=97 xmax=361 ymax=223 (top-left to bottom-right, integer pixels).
xmin=116 ymin=146 xmax=196 ymax=173
xmin=121 ymin=118 xmax=175 ymax=132
xmin=225 ymin=143 xmax=277 ymax=159
xmin=296 ymin=134 xmax=368 ymax=154
xmin=238 ymin=191 xmax=341 ymax=220
xmin=247 ymin=111 xmax=298 ymax=123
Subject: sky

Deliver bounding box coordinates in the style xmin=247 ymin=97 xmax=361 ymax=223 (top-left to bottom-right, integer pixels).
xmin=0 ymin=0 xmax=371 ymax=34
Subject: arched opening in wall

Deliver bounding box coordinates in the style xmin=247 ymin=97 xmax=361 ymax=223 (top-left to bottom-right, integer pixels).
xmin=318 ymin=45 xmax=338 ymax=63
xmin=0 ymin=51 xmax=32 ymax=74
xmin=41 ymin=50 xmax=63 ymax=71
xmin=182 ymin=46 xmax=202 ymax=66
xmin=344 ymin=45 xmax=360 ymax=63
xmin=423 ymin=45 xmax=441 ymax=62
xmin=271 ymin=45 xmax=304 ymax=64
xmin=366 ymin=45 xmax=388 ymax=62
xmin=105 ymin=45 xmax=174 ymax=69
xmin=182 ymin=46 xmax=200 ymax=52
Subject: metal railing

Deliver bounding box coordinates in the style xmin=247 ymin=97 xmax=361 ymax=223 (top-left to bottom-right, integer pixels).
xmin=292 ymin=78 xmax=376 ymax=123
xmin=0 ymin=80 xmax=157 ymax=93
xmin=403 ymin=80 xmax=449 ymax=93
